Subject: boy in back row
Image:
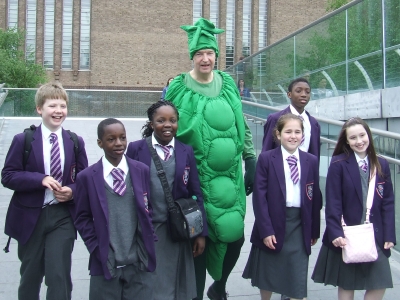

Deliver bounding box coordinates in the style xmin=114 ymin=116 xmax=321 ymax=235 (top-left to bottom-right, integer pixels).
xmin=2 ymin=82 xmax=88 ymax=300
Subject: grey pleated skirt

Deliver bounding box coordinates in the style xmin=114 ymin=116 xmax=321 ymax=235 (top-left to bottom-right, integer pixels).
xmin=143 ymin=222 xmax=197 ymax=300
xmin=242 ymin=207 xmax=309 ymax=299
xmin=312 ymin=242 xmax=393 ymax=290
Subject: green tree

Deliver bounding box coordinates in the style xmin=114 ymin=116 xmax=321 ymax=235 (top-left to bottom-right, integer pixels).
xmin=326 ymin=0 xmax=349 ymax=12
xmin=0 ymin=27 xmax=47 ymax=88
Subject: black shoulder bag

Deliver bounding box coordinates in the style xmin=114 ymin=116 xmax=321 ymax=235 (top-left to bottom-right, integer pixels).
xmin=146 ymin=137 xmax=203 ymax=242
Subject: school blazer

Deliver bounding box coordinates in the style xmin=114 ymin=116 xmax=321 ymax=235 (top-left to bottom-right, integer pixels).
xmin=74 ymin=156 xmax=156 ymax=280
xmin=322 ymin=152 xmax=396 ymax=257
xmin=250 ymin=147 xmax=322 ymax=255
xmin=126 ymin=138 xmax=208 ymax=236
xmin=262 ymin=106 xmax=321 ymax=159
xmin=2 ymin=125 xmax=88 ymax=245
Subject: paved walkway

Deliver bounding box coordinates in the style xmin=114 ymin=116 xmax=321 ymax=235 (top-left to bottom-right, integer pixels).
xmin=0 ymin=118 xmax=399 ymax=299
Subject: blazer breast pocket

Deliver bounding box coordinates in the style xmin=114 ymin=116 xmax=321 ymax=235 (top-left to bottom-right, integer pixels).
xmin=70 ymin=164 xmax=76 ymax=182
xmin=183 ymin=166 xmax=190 ymax=185
xmin=305 ymin=182 xmax=314 ymax=201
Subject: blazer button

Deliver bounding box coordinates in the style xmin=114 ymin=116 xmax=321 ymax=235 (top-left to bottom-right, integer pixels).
xmin=375 ymin=228 xmax=378 ymax=232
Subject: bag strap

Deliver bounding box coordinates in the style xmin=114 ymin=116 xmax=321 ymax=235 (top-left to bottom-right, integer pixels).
xmin=145 ymin=137 xmax=176 ymax=212
xmin=342 ymin=167 xmax=376 ymax=226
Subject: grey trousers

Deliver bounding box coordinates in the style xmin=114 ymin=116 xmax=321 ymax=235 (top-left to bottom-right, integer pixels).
xmin=17 ymin=204 xmax=75 ymax=300
xmin=90 ymin=264 xmax=153 ymax=300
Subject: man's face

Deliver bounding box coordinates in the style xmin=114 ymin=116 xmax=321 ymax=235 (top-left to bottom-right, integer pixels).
xmin=193 ymin=49 xmax=216 ymax=75
xmin=287 ymin=81 xmax=311 ymax=114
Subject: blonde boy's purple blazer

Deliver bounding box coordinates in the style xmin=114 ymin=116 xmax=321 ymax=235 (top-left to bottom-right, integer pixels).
xmin=250 ymin=147 xmax=322 ymax=255
xmin=2 ymin=125 xmax=88 ymax=245
xmin=322 ymin=152 xmax=396 ymax=257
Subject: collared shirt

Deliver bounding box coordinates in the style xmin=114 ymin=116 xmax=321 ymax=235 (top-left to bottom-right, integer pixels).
xmin=281 ymin=146 xmax=301 ymax=208
xmin=151 ymin=133 xmax=175 ymax=160
xmin=102 ymin=155 xmax=129 ymax=189
xmin=42 ymin=124 xmax=65 ymax=206
xmin=354 ymin=152 xmax=369 ymax=170
xmin=290 ymin=105 xmax=311 ymax=153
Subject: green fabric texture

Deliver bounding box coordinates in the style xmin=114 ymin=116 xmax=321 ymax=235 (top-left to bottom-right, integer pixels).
xmin=180 ymin=18 xmax=225 ymax=60
xmin=166 ymin=71 xmax=246 ymax=280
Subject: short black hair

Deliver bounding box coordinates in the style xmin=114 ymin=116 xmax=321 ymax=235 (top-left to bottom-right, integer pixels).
xmin=287 ymin=78 xmax=310 ymax=92
xmin=97 ymin=118 xmax=125 ymax=139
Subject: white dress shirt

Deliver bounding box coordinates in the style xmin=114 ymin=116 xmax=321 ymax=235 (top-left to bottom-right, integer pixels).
xmin=42 ymin=124 xmax=65 ymax=206
xmin=102 ymin=155 xmax=129 ymax=189
xmin=151 ymin=134 xmax=175 ymax=159
xmin=281 ymin=146 xmax=301 ymax=208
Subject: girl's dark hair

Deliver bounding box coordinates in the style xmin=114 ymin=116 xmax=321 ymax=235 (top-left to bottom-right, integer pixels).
xmin=237 ymin=79 xmax=245 ymax=87
xmin=141 ymin=101 xmax=179 ymax=138
xmin=272 ymin=113 xmax=304 ymax=143
xmin=333 ymin=117 xmax=382 ymax=177
xmin=287 ymin=77 xmax=310 ymax=92
xmin=97 ymin=118 xmax=125 ymax=139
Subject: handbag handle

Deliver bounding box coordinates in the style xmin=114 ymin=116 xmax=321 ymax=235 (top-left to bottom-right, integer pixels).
xmin=145 ymin=137 xmax=176 ymax=212
xmin=342 ymin=167 xmax=376 ymax=226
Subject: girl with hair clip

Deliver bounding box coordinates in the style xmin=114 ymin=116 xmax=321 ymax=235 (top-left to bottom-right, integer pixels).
xmin=312 ymin=117 xmax=396 ymax=300
xmin=243 ymin=113 xmax=322 ymax=300
xmin=126 ymin=100 xmax=208 ymax=300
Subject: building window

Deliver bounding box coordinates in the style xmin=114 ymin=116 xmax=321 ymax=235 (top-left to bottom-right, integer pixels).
xmin=7 ymin=0 xmax=18 ymax=28
xmin=243 ymin=0 xmax=251 ymax=57
xmin=80 ymin=0 xmax=91 ymax=70
xmin=259 ymin=0 xmax=268 ymax=49
xmin=62 ymin=0 xmax=73 ymax=69
xmin=26 ymin=0 xmax=37 ymax=61
xmin=44 ymin=0 xmax=55 ymax=69
xmin=210 ymin=0 xmax=219 ymax=69
xmin=226 ymin=0 xmax=235 ymax=68
xmin=193 ymin=0 xmax=202 ymax=23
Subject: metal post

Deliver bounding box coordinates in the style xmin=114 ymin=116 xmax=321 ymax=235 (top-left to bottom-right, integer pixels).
xmin=381 ymin=0 xmax=386 ymax=89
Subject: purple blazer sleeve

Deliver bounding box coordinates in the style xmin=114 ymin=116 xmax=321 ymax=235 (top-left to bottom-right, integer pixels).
xmin=261 ymin=115 xmax=278 ymax=152
xmin=1 ymin=134 xmax=46 ymax=191
xmin=380 ymin=159 xmax=396 ymax=244
xmin=65 ymin=135 xmax=88 ymax=197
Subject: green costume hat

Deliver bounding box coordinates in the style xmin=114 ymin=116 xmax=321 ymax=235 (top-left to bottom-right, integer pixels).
xmin=181 ymin=18 xmax=224 ymax=60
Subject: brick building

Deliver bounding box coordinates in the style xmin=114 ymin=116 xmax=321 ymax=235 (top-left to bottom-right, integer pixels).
xmin=1 ymin=0 xmax=328 ymax=90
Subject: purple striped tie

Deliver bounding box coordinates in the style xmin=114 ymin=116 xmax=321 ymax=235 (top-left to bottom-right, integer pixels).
xmin=359 ymin=160 xmax=368 ymax=173
xmin=50 ymin=133 xmax=63 ymax=183
xmin=298 ymin=115 xmax=305 ymax=146
xmin=111 ymin=168 xmax=126 ymax=196
xmin=287 ymin=155 xmax=299 ymax=184
xmin=158 ymin=144 xmax=172 ymax=161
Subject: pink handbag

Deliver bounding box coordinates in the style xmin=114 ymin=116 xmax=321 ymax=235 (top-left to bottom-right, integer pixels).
xmin=342 ymin=169 xmax=378 ymax=264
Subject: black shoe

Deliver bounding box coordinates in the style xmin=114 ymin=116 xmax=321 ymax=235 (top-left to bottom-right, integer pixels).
xmin=206 ymin=284 xmax=228 ymax=300
xmin=280 ymin=295 xmax=290 ymax=300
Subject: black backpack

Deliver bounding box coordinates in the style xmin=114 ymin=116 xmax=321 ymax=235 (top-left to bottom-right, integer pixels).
xmin=3 ymin=125 xmax=80 ymax=253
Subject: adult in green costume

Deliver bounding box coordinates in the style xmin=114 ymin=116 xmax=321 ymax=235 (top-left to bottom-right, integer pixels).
xmin=165 ymin=18 xmax=257 ymax=300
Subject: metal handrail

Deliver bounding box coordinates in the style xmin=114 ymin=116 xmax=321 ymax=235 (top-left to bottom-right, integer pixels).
xmin=242 ymin=100 xmax=400 ymax=140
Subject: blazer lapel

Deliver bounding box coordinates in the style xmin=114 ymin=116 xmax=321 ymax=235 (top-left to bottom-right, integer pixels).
xmin=91 ymin=160 xmax=109 ymax=223
xmin=271 ymin=148 xmax=286 ymax=201
xmin=345 ymin=154 xmax=363 ymax=205
xmin=299 ymin=151 xmax=309 ymax=205
xmin=31 ymin=125 xmax=45 ymax=174
xmin=172 ymin=141 xmax=186 ymax=197
xmin=128 ymin=160 xmax=144 ymax=203
xmin=62 ymin=129 xmax=74 ymax=185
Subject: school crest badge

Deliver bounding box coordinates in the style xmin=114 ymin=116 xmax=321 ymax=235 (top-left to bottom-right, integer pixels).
xmin=183 ymin=167 xmax=190 ymax=185
xmin=70 ymin=164 xmax=76 ymax=182
xmin=143 ymin=193 xmax=149 ymax=212
xmin=306 ymin=182 xmax=314 ymax=200
xmin=376 ymin=182 xmax=384 ymax=198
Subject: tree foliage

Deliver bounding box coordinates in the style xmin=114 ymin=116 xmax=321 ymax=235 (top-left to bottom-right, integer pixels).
xmin=326 ymin=0 xmax=349 ymax=12
xmin=0 ymin=28 xmax=47 ymax=88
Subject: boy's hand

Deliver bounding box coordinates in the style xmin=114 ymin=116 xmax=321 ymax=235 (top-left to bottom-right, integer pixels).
xmin=42 ymin=176 xmax=62 ymax=191
xmin=53 ymin=186 xmax=73 ymax=202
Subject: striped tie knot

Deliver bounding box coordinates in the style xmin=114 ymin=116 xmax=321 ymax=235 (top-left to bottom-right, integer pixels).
xmin=111 ymin=168 xmax=126 ymax=196
xmin=158 ymin=144 xmax=172 ymax=161
xmin=287 ymin=155 xmax=299 ymax=184
xmin=359 ymin=159 xmax=368 ymax=173
xmin=50 ymin=133 xmax=63 ymax=183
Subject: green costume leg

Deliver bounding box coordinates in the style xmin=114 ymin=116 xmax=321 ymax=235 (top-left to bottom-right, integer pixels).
xmin=212 ymin=235 xmax=245 ymax=294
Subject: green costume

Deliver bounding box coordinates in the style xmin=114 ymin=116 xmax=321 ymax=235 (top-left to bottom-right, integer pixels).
xmin=166 ymin=69 xmax=255 ymax=280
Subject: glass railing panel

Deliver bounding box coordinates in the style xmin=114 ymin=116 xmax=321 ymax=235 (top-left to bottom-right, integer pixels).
xmin=385 ymin=49 xmax=400 ymax=88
